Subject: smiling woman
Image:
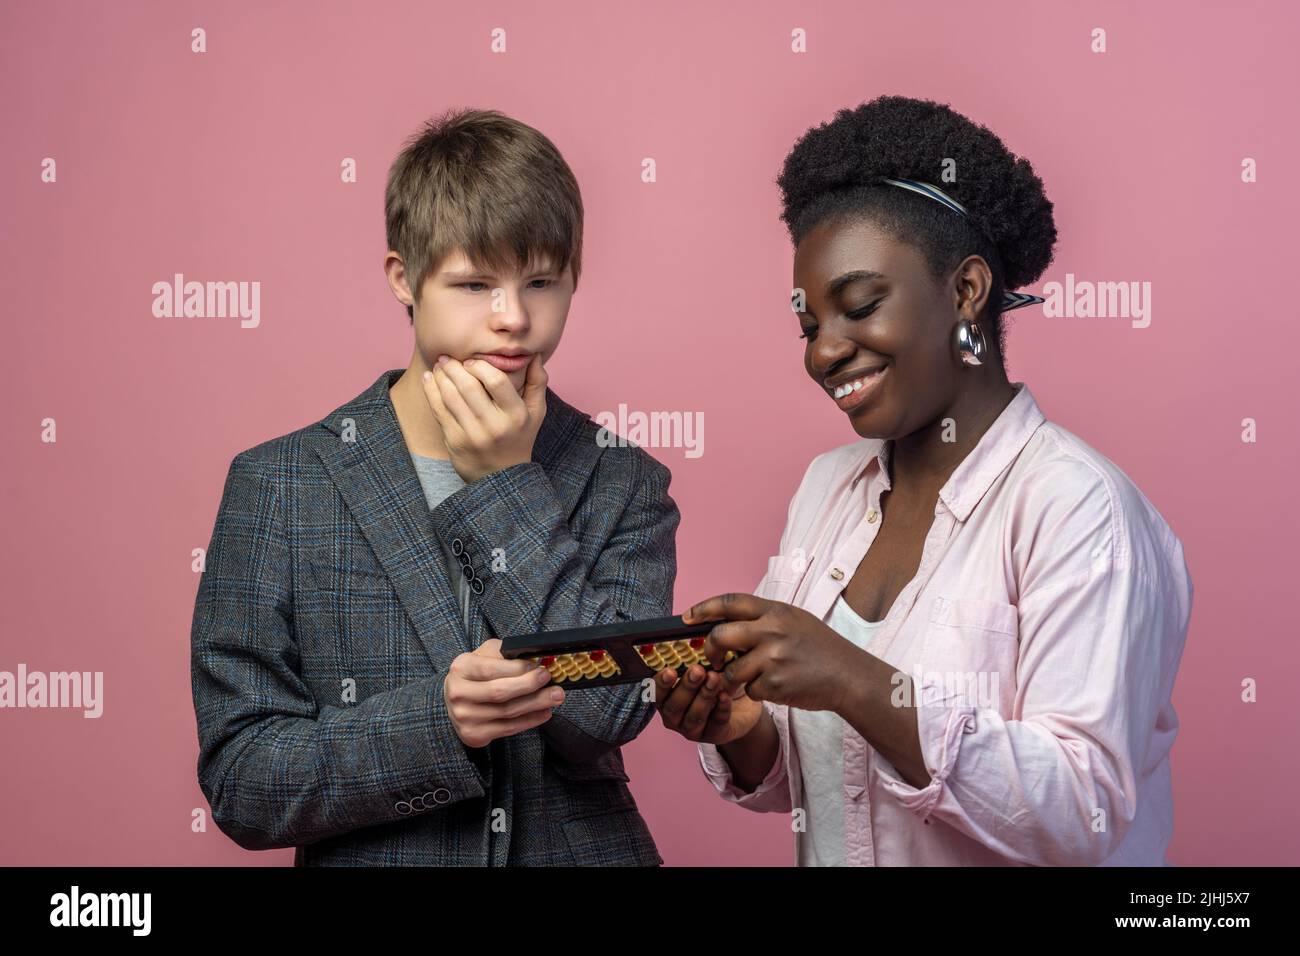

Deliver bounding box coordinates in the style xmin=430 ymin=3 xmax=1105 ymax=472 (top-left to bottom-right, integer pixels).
xmin=654 ymin=94 xmax=1194 ymax=868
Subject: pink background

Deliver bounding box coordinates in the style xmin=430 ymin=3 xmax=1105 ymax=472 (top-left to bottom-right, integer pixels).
xmin=2 ymin=0 xmax=1296 ymax=866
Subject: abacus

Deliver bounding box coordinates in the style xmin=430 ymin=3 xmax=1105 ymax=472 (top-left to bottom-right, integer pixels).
xmin=499 ymin=614 xmax=737 ymax=689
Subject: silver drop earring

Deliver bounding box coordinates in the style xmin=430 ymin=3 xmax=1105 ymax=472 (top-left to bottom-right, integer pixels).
xmin=954 ymin=319 xmax=988 ymax=367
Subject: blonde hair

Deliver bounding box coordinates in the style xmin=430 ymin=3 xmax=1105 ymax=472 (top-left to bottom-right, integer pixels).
xmin=385 ymin=107 xmax=584 ymax=322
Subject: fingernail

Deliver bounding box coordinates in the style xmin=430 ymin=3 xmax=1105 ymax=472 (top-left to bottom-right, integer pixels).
xmin=422 ymin=370 xmax=432 ymax=382
xmin=435 ymin=355 xmax=449 ymax=367
xmin=550 ymin=689 xmax=564 ymax=703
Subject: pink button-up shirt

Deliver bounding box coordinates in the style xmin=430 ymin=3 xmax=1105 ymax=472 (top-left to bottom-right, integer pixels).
xmin=698 ymin=382 xmax=1193 ymax=866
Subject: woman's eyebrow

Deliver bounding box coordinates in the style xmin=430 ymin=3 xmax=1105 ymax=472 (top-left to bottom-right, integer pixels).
xmin=825 ymin=269 xmax=886 ymax=298
xmin=794 ymin=269 xmax=887 ymax=317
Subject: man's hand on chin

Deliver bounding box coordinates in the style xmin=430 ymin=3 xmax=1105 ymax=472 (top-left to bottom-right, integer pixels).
xmin=422 ymin=353 xmax=548 ymax=483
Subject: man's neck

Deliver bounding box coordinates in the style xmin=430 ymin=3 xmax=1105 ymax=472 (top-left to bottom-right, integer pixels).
xmin=389 ymin=366 xmax=451 ymax=460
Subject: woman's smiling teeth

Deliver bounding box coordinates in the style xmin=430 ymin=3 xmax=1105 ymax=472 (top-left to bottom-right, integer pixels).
xmin=825 ymin=365 xmax=888 ymax=411
xmin=829 ymin=366 xmax=886 ymax=399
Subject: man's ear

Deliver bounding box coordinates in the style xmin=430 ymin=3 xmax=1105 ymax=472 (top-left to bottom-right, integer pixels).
xmin=384 ymin=251 xmax=415 ymax=307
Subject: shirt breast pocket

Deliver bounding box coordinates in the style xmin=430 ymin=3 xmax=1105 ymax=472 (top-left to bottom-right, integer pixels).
xmin=915 ymin=596 xmax=1019 ymax=719
xmin=755 ymin=550 xmax=811 ymax=603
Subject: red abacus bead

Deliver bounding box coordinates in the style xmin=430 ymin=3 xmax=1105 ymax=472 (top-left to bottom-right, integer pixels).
xmin=590 ymin=649 xmax=605 ymax=661
xmin=689 ymin=637 xmax=705 ymax=649
xmin=540 ymin=656 xmax=556 ymax=667
xmin=638 ymin=644 xmax=654 ymax=656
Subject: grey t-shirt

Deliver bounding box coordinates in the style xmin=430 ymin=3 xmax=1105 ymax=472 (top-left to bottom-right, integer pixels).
xmin=409 ymin=452 xmax=472 ymax=631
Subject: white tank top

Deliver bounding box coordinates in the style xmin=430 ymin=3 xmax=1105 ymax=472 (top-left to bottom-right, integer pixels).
xmin=790 ymin=593 xmax=885 ymax=866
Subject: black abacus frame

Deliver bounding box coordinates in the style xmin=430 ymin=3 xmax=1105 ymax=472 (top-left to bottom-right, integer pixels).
xmin=498 ymin=614 xmax=728 ymax=689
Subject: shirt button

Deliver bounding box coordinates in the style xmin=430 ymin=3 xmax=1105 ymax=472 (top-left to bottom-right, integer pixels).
xmin=830 ymin=568 xmax=844 ymax=580
xmin=867 ymin=509 xmax=878 ymax=523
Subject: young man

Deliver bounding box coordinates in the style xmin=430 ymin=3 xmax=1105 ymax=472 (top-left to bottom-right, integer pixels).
xmin=190 ymin=108 xmax=679 ymax=866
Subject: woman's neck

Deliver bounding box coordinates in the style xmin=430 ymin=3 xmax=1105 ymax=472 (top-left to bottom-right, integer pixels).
xmin=888 ymin=374 xmax=1017 ymax=495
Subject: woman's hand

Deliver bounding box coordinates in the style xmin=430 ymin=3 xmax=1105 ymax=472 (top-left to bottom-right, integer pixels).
xmin=653 ymin=663 xmax=764 ymax=745
xmin=682 ymin=593 xmax=863 ymax=713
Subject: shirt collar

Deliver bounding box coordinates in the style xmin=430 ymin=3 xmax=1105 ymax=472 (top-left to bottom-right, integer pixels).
xmin=849 ymin=381 xmax=1046 ymax=522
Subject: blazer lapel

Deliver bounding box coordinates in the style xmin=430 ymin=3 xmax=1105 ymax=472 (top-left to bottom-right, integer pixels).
xmin=315 ymin=369 xmax=469 ymax=673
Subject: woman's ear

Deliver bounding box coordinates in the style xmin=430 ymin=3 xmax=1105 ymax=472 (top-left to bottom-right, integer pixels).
xmin=952 ymin=255 xmax=993 ymax=319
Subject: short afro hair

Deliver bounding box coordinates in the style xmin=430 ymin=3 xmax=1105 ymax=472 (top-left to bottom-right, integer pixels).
xmin=777 ymin=95 xmax=1057 ymax=364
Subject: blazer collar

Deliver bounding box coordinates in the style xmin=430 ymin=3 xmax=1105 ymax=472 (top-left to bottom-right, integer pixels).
xmin=849 ymin=381 xmax=1046 ymax=522
xmin=312 ymin=368 xmax=594 ymax=670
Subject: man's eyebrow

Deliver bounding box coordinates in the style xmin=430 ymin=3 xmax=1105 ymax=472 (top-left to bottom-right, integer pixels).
xmin=441 ymin=265 xmax=559 ymax=280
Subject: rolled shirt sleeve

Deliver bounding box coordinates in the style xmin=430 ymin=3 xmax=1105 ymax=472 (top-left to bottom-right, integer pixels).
xmin=696 ymin=700 xmax=793 ymax=813
xmin=873 ymin=471 xmax=1191 ymax=866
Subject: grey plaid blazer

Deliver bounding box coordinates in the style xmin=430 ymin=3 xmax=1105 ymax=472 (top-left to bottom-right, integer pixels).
xmin=191 ymin=368 xmax=680 ymax=865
